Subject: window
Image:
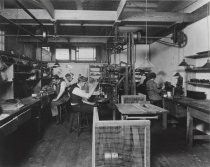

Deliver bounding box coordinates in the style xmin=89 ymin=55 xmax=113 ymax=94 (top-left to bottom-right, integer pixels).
xmin=42 ymin=47 xmax=50 ymax=52
xmin=74 ymin=47 xmax=96 ymax=62
xmin=55 ymin=47 xmax=96 ymax=62
xmin=0 ymin=30 xmax=5 ymax=51
xmin=56 ymin=48 xmax=70 ymax=60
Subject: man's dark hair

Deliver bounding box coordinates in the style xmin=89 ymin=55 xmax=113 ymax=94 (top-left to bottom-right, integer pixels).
xmin=65 ymin=73 xmax=74 ymax=78
xmin=52 ymin=75 xmax=60 ymax=80
xmin=149 ymin=72 xmax=156 ymax=79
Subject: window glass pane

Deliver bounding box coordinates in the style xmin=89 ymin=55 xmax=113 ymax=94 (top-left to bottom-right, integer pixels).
xmin=56 ymin=48 xmax=69 ymax=60
xmin=77 ymin=47 xmax=96 ymax=61
xmin=0 ymin=30 xmax=5 ymax=51
xmin=71 ymin=49 xmax=76 ymax=61
xmin=42 ymin=47 xmax=50 ymax=51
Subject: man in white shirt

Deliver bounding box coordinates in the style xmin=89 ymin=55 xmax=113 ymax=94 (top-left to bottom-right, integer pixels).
xmin=65 ymin=73 xmax=74 ymax=87
xmin=69 ymin=76 xmax=98 ymax=114
xmin=51 ymin=75 xmax=69 ymax=124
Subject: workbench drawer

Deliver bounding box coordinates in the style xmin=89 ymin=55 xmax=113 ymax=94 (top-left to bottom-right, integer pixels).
xmin=17 ymin=109 xmax=32 ymax=126
xmin=163 ymin=99 xmax=186 ymax=118
xmin=0 ymin=117 xmax=18 ymax=136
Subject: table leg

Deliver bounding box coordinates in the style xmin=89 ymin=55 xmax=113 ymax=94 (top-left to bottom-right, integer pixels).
xmin=186 ymin=108 xmax=193 ymax=147
xmin=113 ymin=108 xmax=116 ymax=120
xmin=162 ymin=113 xmax=167 ymax=130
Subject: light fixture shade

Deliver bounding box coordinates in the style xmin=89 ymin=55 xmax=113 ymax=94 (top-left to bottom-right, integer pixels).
xmin=173 ymin=72 xmax=180 ymax=76
xmin=178 ymin=59 xmax=189 ymax=66
xmin=53 ymin=59 xmax=60 ymax=68
xmin=138 ymin=57 xmax=154 ymax=69
xmin=202 ymin=59 xmax=210 ymax=68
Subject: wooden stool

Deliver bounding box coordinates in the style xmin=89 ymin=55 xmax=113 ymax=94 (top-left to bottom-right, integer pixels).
xmin=69 ymin=110 xmax=90 ymax=136
xmin=57 ymin=100 xmax=69 ymax=124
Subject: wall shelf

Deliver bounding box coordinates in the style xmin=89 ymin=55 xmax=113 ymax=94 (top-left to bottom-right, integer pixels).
xmin=186 ymin=54 xmax=209 ymax=59
xmin=187 ymin=82 xmax=210 ymax=87
xmin=185 ymin=68 xmax=210 ymax=72
xmin=185 ymin=51 xmax=210 ymax=59
xmin=0 ymin=50 xmax=47 ymax=65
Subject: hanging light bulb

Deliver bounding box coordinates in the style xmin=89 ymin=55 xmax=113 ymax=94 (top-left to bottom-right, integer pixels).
xmin=138 ymin=0 xmax=154 ymax=70
xmin=178 ymin=58 xmax=189 ymax=66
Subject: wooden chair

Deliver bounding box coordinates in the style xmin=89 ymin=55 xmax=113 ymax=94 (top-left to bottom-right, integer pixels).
xmin=121 ymin=94 xmax=147 ymax=104
xmin=69 ymin=107 xmax=90 ymax=136
xmin=57 ymin=97 xmax=70 ymax=124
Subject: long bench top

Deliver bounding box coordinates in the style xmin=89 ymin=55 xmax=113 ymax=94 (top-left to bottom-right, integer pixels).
xmin=0 ymin=97 xmax=41 ymax=126
xmin=164 ymin=96 xmax=210 ymax=115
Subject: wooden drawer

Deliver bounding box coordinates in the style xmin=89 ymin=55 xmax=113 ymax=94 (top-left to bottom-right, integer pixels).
xmin=17 ymin=109 xmax=32 ymax=126
xmin=0 ymin=117 xmax=18 ymax=136
xmin=163 ymin=99 xmax=186 ymax=118
xmin=175 ymin=104 xmax=187 ymax=118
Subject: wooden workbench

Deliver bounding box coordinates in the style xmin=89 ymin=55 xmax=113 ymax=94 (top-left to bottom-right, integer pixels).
xmin=115 ymin=103 xmax=168 ymax=129
xmin=163 ymin=96 xmax=210 ymax=146
xmin=0 ymin=91 xmax=54 ymax=137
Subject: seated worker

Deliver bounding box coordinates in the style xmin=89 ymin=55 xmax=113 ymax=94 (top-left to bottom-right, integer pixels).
xmin=65 ymin=72 xmax=74 ymax=87
xmin=68 ymin=76 xmax=98 ymax=115
xmin=174 ymin=73 xmax=184 ymax=95
xmin=146 ymin=72 xmax=163 ymax=107
xmin=51 ymin=75 xmax=69 ymax=124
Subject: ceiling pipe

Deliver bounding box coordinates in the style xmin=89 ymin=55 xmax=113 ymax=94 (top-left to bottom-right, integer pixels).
xmin=0 ymin=15 xmax=43 ymax=41
xmin=15 ymin=0 xmax=47 ymax=33
xmin=0 ymin=34 xmax=172 ymax=39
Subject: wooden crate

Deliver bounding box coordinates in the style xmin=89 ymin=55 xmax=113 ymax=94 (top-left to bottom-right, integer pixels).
xmin=121 ymin=94 xmax=147 ymax=104
xmin=92 ymin=107 xmax=150 ymax=167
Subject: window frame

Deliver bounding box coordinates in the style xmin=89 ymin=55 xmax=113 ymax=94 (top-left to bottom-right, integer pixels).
xmin=71 ymin=46 xmax=96 ymax=63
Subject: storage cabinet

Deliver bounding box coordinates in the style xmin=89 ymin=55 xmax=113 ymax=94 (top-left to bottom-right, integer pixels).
xmin=163 ymin=97 xmax=187 ymax=118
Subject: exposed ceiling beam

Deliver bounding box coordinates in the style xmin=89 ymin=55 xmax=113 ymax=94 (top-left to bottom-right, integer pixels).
xmin=19 ymin=37 xmax=108 ymax=43
xmin=39 ymin=0 xmax=55 ymax=19
xmin=124 ymin=8 xmax=156 ymax=12
xmin=19 ymin=0 xmax=54 ymax=19
xmin=180 ymin=0 xmax=210 ymax=13
xmin=122 ymin=12 xmax=193 ymax=23
xmin=26 ymin=0 xmax=44 ymax=9
xmin=128 ymin=0 xmax=197 ymax=2
xmin=0 ymin=9 xmax=116 ymax=21
xmin=171 ymin=1 xmax=196 ymax=12
xmin=0 ymin=9 xmax=194 ymax=23
xmin=0 ymin=22 xmax=171 ymax=30
xmin=60 ymin=23 xmax=113 ymax=27
xmin=126 ymin=2 xmax=158 ymax=8
xmin=116 ymin=0 xmax=127 ymax=21
xmin=120 ymin=24 xmax=170 ymax=28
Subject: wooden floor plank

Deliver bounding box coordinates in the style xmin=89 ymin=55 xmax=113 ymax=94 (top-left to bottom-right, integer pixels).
xmin=0 ymin=119 xmax=210 ymax=167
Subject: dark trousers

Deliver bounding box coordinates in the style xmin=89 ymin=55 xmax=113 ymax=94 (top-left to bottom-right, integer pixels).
xmin=150 ymin=100 xmax=163 ymax=108
xmin=70 ymin=103 xmax=94 ymax=129
xmin=71 ymin=103 xmax=94 ymax=114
